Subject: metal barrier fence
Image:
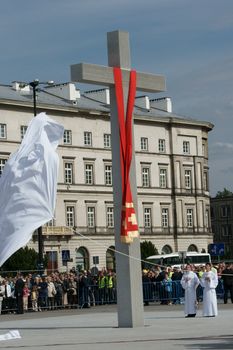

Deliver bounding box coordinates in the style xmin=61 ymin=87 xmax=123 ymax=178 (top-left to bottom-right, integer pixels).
xmin=142 ymin=279 xmax=224 ymax=304
xmin=0 ymin=279 xmax=226 ymax=314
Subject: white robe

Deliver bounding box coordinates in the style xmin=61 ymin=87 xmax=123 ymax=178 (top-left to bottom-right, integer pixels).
xmin=181 ymin=271 xmax=199 ymax=315
xmin=200 ymin=271 xmax=218 ymax=317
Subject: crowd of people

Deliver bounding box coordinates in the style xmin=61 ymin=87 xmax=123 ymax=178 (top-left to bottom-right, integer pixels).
xmin=0 ymin=269 xmax=117 ymax=314
xmin=0 ymin=262 xmax=232 ymax=316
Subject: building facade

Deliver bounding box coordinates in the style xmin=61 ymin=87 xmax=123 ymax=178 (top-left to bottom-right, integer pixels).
xmin=0 ymin=82 xmax=214 ymax=271
xmin=210 ymin=196 xmax=233 ymax=258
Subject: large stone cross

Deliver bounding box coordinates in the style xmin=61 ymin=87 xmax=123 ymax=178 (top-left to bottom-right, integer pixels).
xmin=71 ymin=30 xmax=166 ymax=328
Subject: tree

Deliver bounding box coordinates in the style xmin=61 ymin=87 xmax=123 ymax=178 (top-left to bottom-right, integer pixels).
xmin=140 ymin=240 xmax=158 ymax=261
xmin=0 ymin=247 xmax=45 ymax=275
xmin=215 ymin=188 xmax=233 ymax=198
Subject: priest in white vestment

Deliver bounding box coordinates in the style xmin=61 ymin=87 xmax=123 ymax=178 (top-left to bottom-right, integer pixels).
xmin=200 ymin=263 xmax=218 ymax=317
xmin=181 ymin=264 xmax=200 ymax=317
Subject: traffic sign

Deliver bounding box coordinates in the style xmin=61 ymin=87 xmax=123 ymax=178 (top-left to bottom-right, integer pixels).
xmin=208 ymin=243 xmax=225 ymax=256
xmin=62 ymin=249 xmax=70 ymax=261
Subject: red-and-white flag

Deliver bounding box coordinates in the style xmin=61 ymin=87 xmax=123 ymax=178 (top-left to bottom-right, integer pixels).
xmin=0 ymin=113 xmax=64 ymax=266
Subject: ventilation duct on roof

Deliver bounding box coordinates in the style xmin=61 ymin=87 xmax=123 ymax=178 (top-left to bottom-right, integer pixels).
xmin=135 ymin=96 xmax=150 ymax=110
xmin=11 ymin=81 xmax=30 ymax=93
xmin=44 ymin=83 xmax=80 ymax=101
xmin=84 ymin=88 xmax=110 ymax=104
xmin=150 ymin=97 xmax=172 ymax=113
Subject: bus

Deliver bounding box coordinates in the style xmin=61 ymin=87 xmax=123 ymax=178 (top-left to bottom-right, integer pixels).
xmin=146 ymin=252 xmax=211 ymax=268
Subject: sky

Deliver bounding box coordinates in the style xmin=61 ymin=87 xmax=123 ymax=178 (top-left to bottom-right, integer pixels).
xmin=0 ymin=0 xmax=233 ymax=196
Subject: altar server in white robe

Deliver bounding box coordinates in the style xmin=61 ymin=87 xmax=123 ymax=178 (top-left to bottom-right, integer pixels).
xmin=200 ymin=263 xmax=218 ymax=317
xmin=181 ymin=264 xmax=200 ymax=317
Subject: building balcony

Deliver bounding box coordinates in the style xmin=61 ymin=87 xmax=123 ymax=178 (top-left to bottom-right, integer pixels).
xmin=42 ymin=226 xmax=74 ymax=236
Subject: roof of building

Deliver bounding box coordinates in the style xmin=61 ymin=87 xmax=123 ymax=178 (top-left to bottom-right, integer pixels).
xmin=0 ymin=83 xmax=214 ymax=130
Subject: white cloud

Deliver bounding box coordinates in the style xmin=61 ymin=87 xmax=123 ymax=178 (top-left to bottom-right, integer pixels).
xmin=213 ymin=142 xmax=233 ymax=149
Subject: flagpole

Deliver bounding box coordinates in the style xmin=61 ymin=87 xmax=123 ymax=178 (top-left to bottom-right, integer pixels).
xmin=29 ymin=80 xmax=44 ymax=273
xmin=28 ymin=79 xmax=54 ymax=274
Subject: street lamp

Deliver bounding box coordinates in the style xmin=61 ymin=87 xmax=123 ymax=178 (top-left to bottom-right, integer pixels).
xmin=28 ymin=79 xmax=54 ymax=116
xmin=19 ymin=79 xmax=54 ymax=272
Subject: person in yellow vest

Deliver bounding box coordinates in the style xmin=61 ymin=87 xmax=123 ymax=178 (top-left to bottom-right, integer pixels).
xmin=98 ymin=272 xmax=106 ymax=305
xmin=198 ymin=265 xmax=205 ymax=278
xmin=167 ymin=266 xmax=174 ymax=279
xmin=106 ymin=271 xmax=114 ymax=304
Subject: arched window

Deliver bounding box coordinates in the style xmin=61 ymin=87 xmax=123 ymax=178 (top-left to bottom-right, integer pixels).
xmin=187 ymin=244 xmax=198 ymax=252
xmin=75 ymin=247 xmax=89 ymax=271
xmin=106 ymin=246 xmax=115 ymax=271
xmin=161 ymin=245 xmax=172 ymax=254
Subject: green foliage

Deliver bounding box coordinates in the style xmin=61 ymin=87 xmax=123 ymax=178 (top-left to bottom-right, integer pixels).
xmin=215 ymin=188 xmax=233 ymax=198
xmin=140 ymin=240 xmax=158 ymax=261
xmin=1 ymin=246 xmax=43 ymax=274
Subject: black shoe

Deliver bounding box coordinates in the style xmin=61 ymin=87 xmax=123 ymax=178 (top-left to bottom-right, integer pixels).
xmin=186 ymin=314 xmax=196 ymax=318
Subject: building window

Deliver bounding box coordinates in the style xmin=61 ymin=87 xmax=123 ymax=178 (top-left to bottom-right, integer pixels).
xmin=144 ymin=208 xmax=152 ymax=228
xmin=84 ymin=131 xmax=92 ymax=146
xmin=187 ymin=209 xmax=193 ymax=228
xmin=221 ymin=224 xmax=232 ymax=236
xmin=203 ymin=171 xmax=208 ymax=191
xmin=158 ymin=139 xmax=166 ymax=153
xmin=106 ymin=207 xmax=114 ymax=228
xmin=184 ymin=169 xmax=192 ymax=189
xmin=161 ymin=244 xmax=172 ymax=254
xmin=105 ymin=165 xmax=112 ymax=186
xmin=104 ymin=134 xmax=111 ymax=148
xmin=202 ymin=143 xmax=205 ymax=157
xmin=64 ymin=130 xmax=72 ymax=144
xmin=46 ymin=251 xmax=58 ymax=271
xmin=0 ymin=159 xmax=7 ymax=176
xmin=66 ymin=206 xmax=75 ymax=227
xmin=221 ymin=205 xmax=231 ymax=218
xmin=187 ymin=244 xmax=198 ymax=252
xmin=0 ymin=124 xmax=6 ymax=139
xmin=85 ymin=164 xmax=94 ymax=185
xmin=106 ymin=246 xmax=115 ymax=271
xmin=161 ymin=208 xmax=169 ymax=228
xmin=64 ymin=162 xmax=73 ymax=184
xmin=20 ymin=125 xmax=28 ymax=140
xmin=87 ymin=206 xmax=95 ymax=228
xmin=183 ymin=141 xmax=190 ymax=154
xmin=159 ymin=168 xmax=167 ymax=188
xmin=205 ymin=209 xmax=210 ymax=228
xmin=76 ymin=247 xmax=89 ymax=271
xmin=210 ymin=207 xmax=214 ymax=219
xmin=142 ymin=167 xmax=150 ymax=187
xmin=140 ymin=137 xmax=148 ymax=151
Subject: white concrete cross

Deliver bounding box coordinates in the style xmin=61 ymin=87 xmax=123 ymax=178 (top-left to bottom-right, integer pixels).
xmin=71 ymin=30 xmax=166 ymax=328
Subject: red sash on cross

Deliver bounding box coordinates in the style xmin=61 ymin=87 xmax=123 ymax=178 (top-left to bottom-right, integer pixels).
xmin=113 ymin=67 xmax=139 ymax=244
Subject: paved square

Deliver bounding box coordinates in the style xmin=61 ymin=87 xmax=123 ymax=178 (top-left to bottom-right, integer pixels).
xmin=0 ymin=304 xmax=232 ymax=349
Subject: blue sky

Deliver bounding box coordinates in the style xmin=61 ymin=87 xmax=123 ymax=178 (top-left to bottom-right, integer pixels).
xmin=1 ymin=0 xmax=233 ymax=196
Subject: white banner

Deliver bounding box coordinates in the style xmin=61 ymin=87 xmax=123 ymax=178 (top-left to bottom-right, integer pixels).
xmin=0 ymin=113 xmax=64 ymax=266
